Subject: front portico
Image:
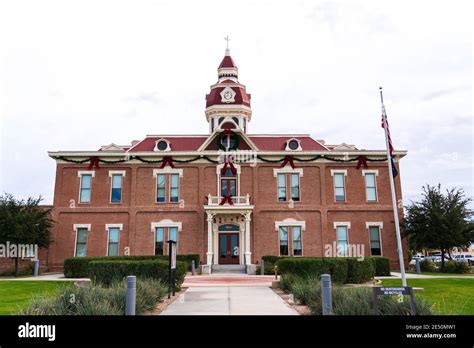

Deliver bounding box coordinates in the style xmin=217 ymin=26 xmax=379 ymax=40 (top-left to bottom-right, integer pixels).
xmin=204 ymin=195 xmax=253 ymax=273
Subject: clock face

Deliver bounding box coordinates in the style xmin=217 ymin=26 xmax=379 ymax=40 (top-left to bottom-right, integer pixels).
xmin=220 ymin=87 xmax=235 ymax=103
xmin=224 ymin=91 xmax=232 ymax=100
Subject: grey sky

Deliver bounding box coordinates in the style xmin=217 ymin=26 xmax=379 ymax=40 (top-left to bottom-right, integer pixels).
xmin=0 ymin=0 xmax=472 ymax=206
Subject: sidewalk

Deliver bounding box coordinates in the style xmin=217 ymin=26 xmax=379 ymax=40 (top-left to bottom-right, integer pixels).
xmin=376 ymin=272 xmax=474 ymax=279
xmin=160 ymin=286 xmax=298 ymax=315
xmin=0 ymin=273 xmax=89 ymax=282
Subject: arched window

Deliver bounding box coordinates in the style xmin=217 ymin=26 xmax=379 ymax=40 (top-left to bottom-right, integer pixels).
xmin=218 ymin=117 xmax=224 ymax=125
xmin=232 ymin=117 xmax=239 ymax=126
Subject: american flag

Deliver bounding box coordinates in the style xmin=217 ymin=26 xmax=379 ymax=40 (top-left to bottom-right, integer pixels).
xmin=381 ymin=105 xmax=398 ymax=177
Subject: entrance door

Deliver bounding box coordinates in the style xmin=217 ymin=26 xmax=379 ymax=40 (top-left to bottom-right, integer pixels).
xmin=218 ymin=233 xmax=239 ymax=264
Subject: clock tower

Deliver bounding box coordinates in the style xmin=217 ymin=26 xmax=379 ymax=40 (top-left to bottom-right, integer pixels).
xmin=205 ymin=46 xmax=252 ymax=133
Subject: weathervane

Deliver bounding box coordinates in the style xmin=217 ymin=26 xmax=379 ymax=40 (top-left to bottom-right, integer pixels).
xmin=224 ymin=35 xmax=230 ymax=49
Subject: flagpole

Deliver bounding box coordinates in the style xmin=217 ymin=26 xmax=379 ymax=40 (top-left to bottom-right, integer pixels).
xmin=379 ymin=87 xmax=407 ymax=287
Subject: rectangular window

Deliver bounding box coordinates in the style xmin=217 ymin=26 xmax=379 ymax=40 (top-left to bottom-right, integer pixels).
xmin=336 ymin=226 xmax=348 ymax=256
xmin=108 ymin=227 xmax=120 ymax=256
xmin=155 ymin=227 xmax=164 ymax=255
xmin=111 ymin=175 xmax=123 ymax=203
xmin=279 ymin=226 xmax=289 ymax=256
xmin=79 ymin=174 xmax=92 ymax=203
xmin=369 ymin=226 xmax=382 ymax=256
xmin=291 ymin=174 xmax=300 ymax=201
xmin=293 ymin=226 xmax=302 ymax=256
xmin=277 ymin=174 xmax=287 ymax=201
xmin=156 ymin=174 xmax=166 ymax=203
xmin=170 ymin=174 xmax=179 ymax=203
xmin=75 ymin=228 xmax=88 ymax=257
xmin=168 ymin=227 xmax=178 ymax=253
xmin=334 ymin=173 xmax=345 ymax=202
xmin=365 ymin=173 xmax=377 ymax=201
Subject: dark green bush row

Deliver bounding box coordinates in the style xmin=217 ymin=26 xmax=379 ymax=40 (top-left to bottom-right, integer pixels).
xmin=276 ymin=256 xmax=389 ymax=284
xmin=64 ymin=254 xmax=199 ymax=278
xmin=441 ymin=260 xmax=470 ymax=274
xmin=420 ymin=259 xmax=437 ymax=272
xmin=88 ymin=259 xmax=187 ymax=288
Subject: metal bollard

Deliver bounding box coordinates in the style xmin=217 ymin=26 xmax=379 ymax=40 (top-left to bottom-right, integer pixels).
xmin=125 ymin=276 xmax=136 ymax=315
xmin=321 ymin=274 xmax=332 ymax=315
xmin=261 ymin=259 xmax=264 ymax=275
xmin=191 ymin=260 xmax=196 ymax=276
xmin=415 ymin=258 xmax=421 ymax=275
xmin=33 ymin=260 xmax=39 ymax=277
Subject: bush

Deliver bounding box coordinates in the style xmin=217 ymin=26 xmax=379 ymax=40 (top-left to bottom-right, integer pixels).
xmin=259 ymin=256 xmax=287 ymax=275
xmin=88 ymin=260 xmax=187 ymax=288
xmin=288 ymin=276 xmax=321 ymax=306
xmin=370 ymin=257 xmax=391 ymax=276
xmin=441 ymin=260 xmax=470 ymax=274
xmin=20 ymin=278 xmax=167 ymax=315
xmin=345 ymin=258 xmax=375 ymax=284
xmin=64 ymin=254 xmax=198 ymax=278
xmin=420 ymin=259 xmax=437 ymax=272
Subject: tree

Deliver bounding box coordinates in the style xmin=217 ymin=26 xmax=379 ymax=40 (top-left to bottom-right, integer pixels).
xmin=403 ymin=184 xmax=474 ymax=270
xmin=0 ymin=194 xmax=53 ymax=276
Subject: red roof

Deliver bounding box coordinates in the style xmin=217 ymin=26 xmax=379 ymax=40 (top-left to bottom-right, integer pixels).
xmin=128 ymin=137 xmax=207 ymax=152
xmin=248 ymin=136 xmax=328 ymax=151
xmin=206 ymin=86 xmax=251 ymax=108
xmin=218 ymin=55 xmax=236 ymax=69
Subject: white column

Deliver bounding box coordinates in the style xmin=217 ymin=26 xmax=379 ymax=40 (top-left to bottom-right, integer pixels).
xmin=244 ymin=212 xmax=251 ymax=265
xmin=206 ymin=212 xmax=214 ymax=265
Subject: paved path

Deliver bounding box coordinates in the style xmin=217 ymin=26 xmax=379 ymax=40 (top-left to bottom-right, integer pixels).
xmin=160 ymin=286 xmax=298 ymax=315
xmin=0 ymin=273 xmax=88 ymax=281
xmin=376 ymin=272 xmax=474 ymax=279
xmin=182 ymin=274 xmax=277 ymax=287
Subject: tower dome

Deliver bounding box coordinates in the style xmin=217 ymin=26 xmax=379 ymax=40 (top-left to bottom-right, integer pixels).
xmin=205 ymin=45 xmax=252 ymax=134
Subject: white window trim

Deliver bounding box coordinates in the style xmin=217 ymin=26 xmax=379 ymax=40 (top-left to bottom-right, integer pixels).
xmin=153 ymin=168 xmax=183 ymax=177
xmin=331 ymin=170 xmax=347 ymax=202
xmin=366 ymin=223 xmax=383 ymax=256
xmin=216 ymin=162 xmax=241 ymax=198
xmin=78 ymin=172 xmax=94 ymax=204
xmin=151 ymin=220 xmax=183 ymax=232
xmin=334 ymin=222 xmax=350 ymax=256
xmin=273 ymin=167 xmax=304 ymax=177
xmin=275 ymin=218 xmax=306 ymax=231
xmin=73 ymin=224 xmax=91 ymax=257
xmin=285 ymin=138 xmax=302 ymax=151
xmin=154 ymin=138 xmax=171 ymax=152
xmin=362 ymin=171 xmax=379 ymax=202
xmin=109 ymin=172 xmax=125 ymax=204
xmin=106 ymin=224 xmax=122 ymax=256
xmin=276 ymin=224 xmax=304 ymax=257
xmin=274 ymin=170 xmax=303 ymax=203
xmin=154 ymin=169 xmax=183 ymax=203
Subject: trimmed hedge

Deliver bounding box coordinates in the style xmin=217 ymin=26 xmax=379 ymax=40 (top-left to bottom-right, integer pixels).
xmin=88 ymin=259 xmax=187 ymax=288
xmin=345 ymin=258 xmax=375 ymax=284
xmin=64 ymin=254 xmax=200 ymax=278
xmin=370 ymin=257 xmax=391 ymax=276
xmin=276 ymin=257 xmax=379 ymax=284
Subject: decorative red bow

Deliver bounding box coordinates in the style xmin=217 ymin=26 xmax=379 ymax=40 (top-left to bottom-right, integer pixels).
xmin=88 ymin=156 xmax=100 ymax=170
xmin=221 ymin=158 xmax=237 ymax=175
xmin=222 ymin=127 xmax=234 ymax=136
xmin=219 ymin=194 xmax=234 ymax=206
xmin=356 ymin=155 xmax=368 ymax=170
xmin=281 ymin=155 xmax=295 ymax=169
xmin=160 ymin=156 xmax=175 ymax=169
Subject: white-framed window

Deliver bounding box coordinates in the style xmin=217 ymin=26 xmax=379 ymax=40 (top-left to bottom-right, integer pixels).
xmin=151 ymin=220 xmax=182 ymax=255
xmin=334 ymin=222 xmax=351 ymax=256
xmin=331 ymin=170 xmax=347 ymax=202
xmin=274 ymin=167 xmax=303 ymax=202
xmin=366 ymin=222 xmax=383 ymax=256
xmin=109 ymin=171 xmax=125 ymax=204
xmin=362 ymin=170 xmax=378 ymax=202
xmin=105 ymin=224 xmax=122 ymax=256
xmin=153 ymin=168 xmax=183 ymax=203
xmin=275 ymin=219 xmax=306 ymax=256
xmin=73 ymin=224 xmax=91 ymax=257
xmin=78 ymin=171 xmax=95 ymax=203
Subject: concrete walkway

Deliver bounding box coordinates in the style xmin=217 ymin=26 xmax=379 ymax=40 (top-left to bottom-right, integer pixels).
xmin=0 ymin=273 xmax=88 ymax=281
xmin=376 ymin=272 xmax=474 ymax=279
xmin=160 ymin=286 xmax=298 ymax=315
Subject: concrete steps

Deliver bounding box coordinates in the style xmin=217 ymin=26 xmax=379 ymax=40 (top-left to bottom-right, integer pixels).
xmin=211 ymin=265 xmax=246 ymax=274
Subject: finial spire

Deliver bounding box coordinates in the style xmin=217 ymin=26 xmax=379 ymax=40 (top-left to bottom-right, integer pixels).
xmin=224 ymin=35 xmax=230 ymax=56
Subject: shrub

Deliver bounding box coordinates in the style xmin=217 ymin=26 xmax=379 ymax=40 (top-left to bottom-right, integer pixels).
xmin=420 ymin=259 xmax=437 ymax=272
xmin=345 ymin=258 xmax=375 ymax=284
xmin=370 ymin=257 xmax=391 ymax=276
xmin=20 ymin=278 xmax=167 ymax=315
xmin=259 ymin=256 xmax=287 ymax=275
xmin=288 ymin=276 xmax=321 ymax=306
xmin=88 ymin=259 xmax=187 ymax=288
xmin=64 ymin=254 xmax=198 ymax=278
xmin=441 ymin=260 xmax=470 ymax=274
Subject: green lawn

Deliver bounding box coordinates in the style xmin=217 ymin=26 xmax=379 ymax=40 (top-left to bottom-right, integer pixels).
xmin=381 ymin=278 xmax=474 ymax=315
xmin=406 ymin=271 xmax=474 ymax=277
xmin=0 ymin=281 xmax=72 ymax=315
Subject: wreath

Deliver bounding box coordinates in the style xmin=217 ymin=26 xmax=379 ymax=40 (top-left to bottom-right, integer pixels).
xmin=217 ymin=128 xmax=239 ymax=151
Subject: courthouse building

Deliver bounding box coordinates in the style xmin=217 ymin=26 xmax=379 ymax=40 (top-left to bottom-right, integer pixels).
xmin=46 ymin=47 xmax=407 ymax=273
